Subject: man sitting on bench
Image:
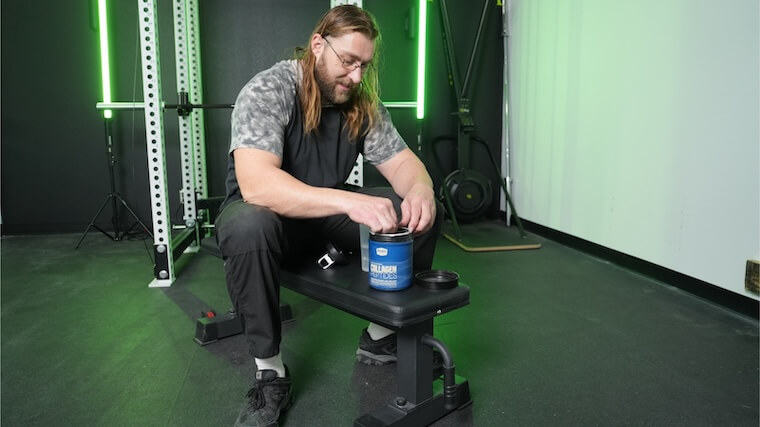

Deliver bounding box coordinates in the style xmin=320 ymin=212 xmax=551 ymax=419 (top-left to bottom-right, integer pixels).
xmin=214 ymin=5 xmax=443 ymax=426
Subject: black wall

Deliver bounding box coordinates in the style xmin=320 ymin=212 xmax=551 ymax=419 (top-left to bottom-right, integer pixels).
xmin=1 ymin=0 xmax=503 ymax=234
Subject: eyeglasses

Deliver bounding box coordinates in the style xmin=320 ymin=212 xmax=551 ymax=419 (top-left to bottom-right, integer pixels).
xmin=323 ymin=37 xmax=372 ymax=74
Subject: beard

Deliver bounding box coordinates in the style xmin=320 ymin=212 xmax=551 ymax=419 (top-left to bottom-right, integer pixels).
xmin=315 ymin=57 xmax=355 ymax=105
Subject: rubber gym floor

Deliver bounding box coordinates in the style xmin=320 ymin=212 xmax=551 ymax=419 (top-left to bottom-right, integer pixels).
xmin=1 ymin=226 xmax=758 ymax=426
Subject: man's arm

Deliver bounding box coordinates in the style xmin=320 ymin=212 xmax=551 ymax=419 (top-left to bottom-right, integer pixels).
xmin=234 ymin=147 xmax=399 ymax=232
xmin=375 ymin=148 xmax=436 ymax=234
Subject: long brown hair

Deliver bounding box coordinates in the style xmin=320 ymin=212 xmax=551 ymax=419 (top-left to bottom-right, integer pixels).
xmin=296 ymin=5 xmax=381 ymax=140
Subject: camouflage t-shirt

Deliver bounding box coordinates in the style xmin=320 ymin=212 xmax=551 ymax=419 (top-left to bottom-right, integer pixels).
xmin=223 ymin=60 xmax=407 ymax=204
xmin=230 ymin=60 xmax=406 ymax=164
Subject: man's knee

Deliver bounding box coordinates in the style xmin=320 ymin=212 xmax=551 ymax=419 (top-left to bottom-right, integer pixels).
xmin=215 ymin=200 xmax=283 ymax=256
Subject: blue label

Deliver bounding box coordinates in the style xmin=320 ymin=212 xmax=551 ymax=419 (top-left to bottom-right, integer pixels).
xmin=368 ymin=240 xmax=413 ymax=291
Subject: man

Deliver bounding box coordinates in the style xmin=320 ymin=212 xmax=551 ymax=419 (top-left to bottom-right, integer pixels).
xmin=215 ymin=5 xmax=442 ymax=426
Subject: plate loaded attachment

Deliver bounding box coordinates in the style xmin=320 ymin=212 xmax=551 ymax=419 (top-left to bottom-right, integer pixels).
xmin=415 ymin=270 xmax=459 ymax=290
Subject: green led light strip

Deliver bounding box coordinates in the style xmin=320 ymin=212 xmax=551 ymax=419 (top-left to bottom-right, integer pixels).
xmin=98 ymin=0 xmax=112 ymax=119
xmin=416 ymin=0 xmax=427 ymax=119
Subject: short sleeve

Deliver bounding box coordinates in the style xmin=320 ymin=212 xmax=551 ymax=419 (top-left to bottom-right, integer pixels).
xmin=362 ymin=103 xmax=407 ymax=165
xmin=229 ymin=61 xmax=298 ymax=158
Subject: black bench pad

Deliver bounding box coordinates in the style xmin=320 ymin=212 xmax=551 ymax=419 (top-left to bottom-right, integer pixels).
xmin=201 ymin=236 xmax=470 ymax=328
xmin=280 ymin=255 xmax=470 ymax=329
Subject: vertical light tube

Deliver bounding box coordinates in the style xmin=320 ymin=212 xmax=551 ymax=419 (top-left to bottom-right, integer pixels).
xmin=98 ymin=0 xmax=112 ymax=119
xmin=416 ymin=0 xmax=427 ymax=119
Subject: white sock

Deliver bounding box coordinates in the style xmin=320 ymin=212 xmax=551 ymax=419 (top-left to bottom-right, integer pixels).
xmin=255 ymin=353 xmax=285 ymax=378
xmin=367 ymin=322 xmax=395 ymax=341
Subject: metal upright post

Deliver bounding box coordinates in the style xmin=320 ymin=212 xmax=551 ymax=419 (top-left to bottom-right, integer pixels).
xmin=138 ymin=0 xmax=175 ymax=287
xmin=501 ymin=0 xmax=512 ymax=226
xmin=186 ymin=0 xmax=208 ymax=204
xmin=330 ymin=0 xmax=362 ymax=8
xmin=172 ymin=0 xmax=201 ymax=243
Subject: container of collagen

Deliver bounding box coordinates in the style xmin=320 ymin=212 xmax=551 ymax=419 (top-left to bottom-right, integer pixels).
xmin=368 ymin=227 xmax=413 ymax=291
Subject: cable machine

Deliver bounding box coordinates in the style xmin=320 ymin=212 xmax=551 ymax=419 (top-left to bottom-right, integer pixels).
xmin=92 ymin=0 xmax=219 ymax=286
xmin=139 ymin=0 xmax=203 ymax=287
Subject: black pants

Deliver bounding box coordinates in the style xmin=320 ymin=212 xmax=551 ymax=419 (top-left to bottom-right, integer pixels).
xmin=215 ymin=187 xmax=443 ymax=358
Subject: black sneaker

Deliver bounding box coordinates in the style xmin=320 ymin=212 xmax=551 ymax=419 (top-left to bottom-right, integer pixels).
xmin=234 ymin=368 xmax=293 ymax=427
xmin=356 ymin=329 xmax=445 ymax=377
xmin=356 ymin=328 xmax=397 ymax=365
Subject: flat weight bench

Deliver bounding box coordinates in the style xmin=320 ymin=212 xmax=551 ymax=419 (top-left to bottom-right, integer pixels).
xmin=195 ymin=237 xmax=472 ymax=426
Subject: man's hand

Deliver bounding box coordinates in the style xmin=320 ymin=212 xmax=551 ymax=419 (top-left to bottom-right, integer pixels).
xmin=375 ymin=148 xmax=437 ymax=235
xmin=399 ymin=182 xmax=436 ymax=234
xmin=345 ymin=193 xmax=399 ymax=233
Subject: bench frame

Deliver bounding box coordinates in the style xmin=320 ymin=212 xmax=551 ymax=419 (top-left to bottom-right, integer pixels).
xmin=196 ymin=238 xmax=472 ymax=426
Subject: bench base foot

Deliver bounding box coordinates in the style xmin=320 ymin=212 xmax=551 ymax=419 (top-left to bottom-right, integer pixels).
xmin=354 ymin=378 xmax=471 ymax=427
xmin=193 ymin=303 xmax=293 ymax=346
